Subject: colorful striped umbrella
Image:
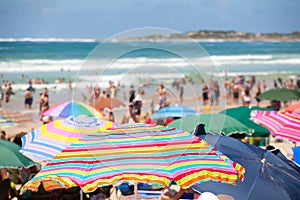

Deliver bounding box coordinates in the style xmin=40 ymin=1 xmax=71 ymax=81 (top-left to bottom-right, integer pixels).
xmin=21 ymin=124 xmax=245 ymax=193
xmin=251 ymin=111 xmax=300 ymax=143
xmin=42 ymin=100 xmax=105 ymax=118
xmin=151 ymin=106 xmax=198 ymax=119
xmin=21 ymin=115 xmax=117 ymax=161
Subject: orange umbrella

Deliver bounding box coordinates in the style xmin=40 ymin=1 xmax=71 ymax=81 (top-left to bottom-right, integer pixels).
xmin=92 ymin=97 xmax=126 ymax=111
xmin=285 ymin=101 xmax=300 ymax=113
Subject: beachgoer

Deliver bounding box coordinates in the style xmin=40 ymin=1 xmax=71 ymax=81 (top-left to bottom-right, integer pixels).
xmin=108 ymin=111 xmax=115 ymax=122
xmin=4 ymin=82 xmax=13 ymax=103
xmin=27 ymin=82 xmax=35 ymax=92
xmin=178 ymin=79 xmax=184 ymax=104
xmin=0 ymin=169 xmax=18 ymax=200
xmin=37 ymin=93 xmax=44 ymax=114
xmin=243 ymin=88 xmax=251 ymax=106
xmin=262 ymin=80 xmax=267 ymax=91
xmin=232 ymin=82 xmax=240 ymax=105
xmin=41 ymin=94 xmax=49 ymax=114
xmin=122 ymin=104 xmax=137 ymax=123
xmin=202 ymin=84 xmax=209 ymax=106
xmin=129 ymin=85 xmax=135 ymax=103
xmin=43 ymin=87 xmax=48 ymax=97
xmin=0 ymin=131 xmax=6 ymax=140
xmin=213 ymin=81 xmax=220 ymax=106
xmin=24 ymin=88 xmax=33 ymax=109
xmin=68 ymin=81 xmax=73 ymax=90
xmin=133 ymin=95 xmax=143 ymax=122
xmin=157 ymin=84 xmax=168 ymax=108
xmin=224 ymin=79 xmax=231 ymax=104
xmin=255 ymin=85 xmax=261 ymax=106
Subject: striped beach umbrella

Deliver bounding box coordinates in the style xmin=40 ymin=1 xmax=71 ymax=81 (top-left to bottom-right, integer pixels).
xmin=251 ymin=111 xmax=300 ymax=143
xmin=21 ymin=124 xmax=245 ymax=193
xmin=21 ymin=115 xmax=117 ymax=161
xmin=42 ymin=100 xmax=105 ymax=119
xmin=151 ymin=106 xmax=198 ymax=119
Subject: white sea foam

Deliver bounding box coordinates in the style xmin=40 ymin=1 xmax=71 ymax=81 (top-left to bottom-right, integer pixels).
xmin=0 ymin=59 xmax=83 ymax=72
xmin=1 ymin=54 xmax=300 ymax=73
xmin=211 ymin=70 xmax=296 ymax=77
xmin=0 ymin=38 xmax=99 ymax=43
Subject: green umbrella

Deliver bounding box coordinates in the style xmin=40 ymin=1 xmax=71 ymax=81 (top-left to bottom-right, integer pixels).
xmin=258 ymin=88 xmax=300 ymax=101
xmin=220 ymin=106 xmax=272 ymax=137
xmin=168 ymin=113 xmax=253 ymax=136
xmin=0 ymin=140 xmax=36 ymax=169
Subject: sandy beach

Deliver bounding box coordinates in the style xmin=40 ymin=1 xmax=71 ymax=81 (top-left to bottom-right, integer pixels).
xmin=1 ymin=73 xmax=298 ymax=159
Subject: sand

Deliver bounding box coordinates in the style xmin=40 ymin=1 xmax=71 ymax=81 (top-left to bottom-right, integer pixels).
xmin=0 ymin=78 xmax=298 ymax=158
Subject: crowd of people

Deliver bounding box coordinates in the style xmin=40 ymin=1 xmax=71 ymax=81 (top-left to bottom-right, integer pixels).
xmin=201 ymin=75 xmax=300 ymax=109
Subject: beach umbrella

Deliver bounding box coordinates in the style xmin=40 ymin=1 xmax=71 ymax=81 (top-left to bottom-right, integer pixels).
xmin=220 ymin=106 xmax=272 ymax=137
xmin=192 ymin=133 xmax=300 ymax=200
xmin=251 ymin=111 xmax=300 ymax=143
xmin=21 ymin=115 xmax=117 ymax=161
xmin=151 ymin=106 xmax=198 ymax=119
xmin=285 ymin=101 xmax=300 ymax=113
xmin=21 ymin=124 xmax=245 ymax=193
xmin=169 ymin=113 xmax=253 ymax=136
xmin=0 ymin=140 xmax=36 ymax=169
xmin=257 ymin=88 xmax=300 ymax=101
xmin=92 ymin=97 xmax=126 ymax=111
xmin=42 ymin=100 xmax=105 ymax=119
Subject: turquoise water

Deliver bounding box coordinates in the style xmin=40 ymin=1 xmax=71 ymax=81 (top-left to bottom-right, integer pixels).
xmin=0 ymin=40 xmax=300 ymax=87
xmin=0 ymin=40 xmax=299 ymax=114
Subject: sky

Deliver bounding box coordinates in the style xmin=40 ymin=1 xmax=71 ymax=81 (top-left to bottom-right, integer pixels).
xmin=0 ymin=0 xmax=300 ymax=39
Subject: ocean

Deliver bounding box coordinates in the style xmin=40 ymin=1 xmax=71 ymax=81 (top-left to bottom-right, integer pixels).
xmin=0 ymin=39 xmax=300 ymax=91
xmin=0 ymin=38 xmax=299 ymax=120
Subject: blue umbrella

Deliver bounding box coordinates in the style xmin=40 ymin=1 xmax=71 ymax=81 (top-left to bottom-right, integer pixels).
xmin=151 ymin=106 xmax=198 ymax=119
xmin=192 ymin=130 xmax=300 ymax=200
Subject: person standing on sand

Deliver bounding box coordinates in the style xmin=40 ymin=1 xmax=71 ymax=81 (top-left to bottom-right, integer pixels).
xmin=4 ymin=82 xmax=13 ymax=103
xmin=24 ymin=88 xmax=33 ymax=109
xmin=255 ymin=85 xmax=261 ymax=106
xmin=243 ymin=88 xmax=251 ymax=106
xmin=37 ymin=93 xmax=44 ymax=115
xmin=157 ymin=84 xmax=168 ymax=108
xmin=224 ymin=79 xmax=231 ymax=105
xmin=178 ymin=79 xmax=184 ymax=104
xmin=202 ymin=84 xmax=209 ymax=106
xmin=41 ymin=93 xmax=49 ymax=114
xmin=232 ymin=82 xmax=240 ymax=105
xmin=129 ymin=85 xmax=135 ymax=103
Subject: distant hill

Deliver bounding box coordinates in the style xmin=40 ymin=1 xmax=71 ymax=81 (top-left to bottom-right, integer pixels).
xmin=120 ymin=30 xmax=300 ymax=41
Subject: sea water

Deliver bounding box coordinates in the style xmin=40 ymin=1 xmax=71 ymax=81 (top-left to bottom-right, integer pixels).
xmin=1 ymin=39 xmax=299 ymax=118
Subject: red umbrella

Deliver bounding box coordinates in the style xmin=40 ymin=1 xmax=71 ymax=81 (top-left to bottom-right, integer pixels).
xmin=285 ymin=101 xmax=300 ymax=113
xmin=92 ymin=97 xmax=126 ymax=111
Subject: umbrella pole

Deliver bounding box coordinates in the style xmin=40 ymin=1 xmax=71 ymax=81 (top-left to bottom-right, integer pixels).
xmin=134 ymin=182 xmax=138 ymax=200
xmin=80 ymin=189 xmax=83 ymax=200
